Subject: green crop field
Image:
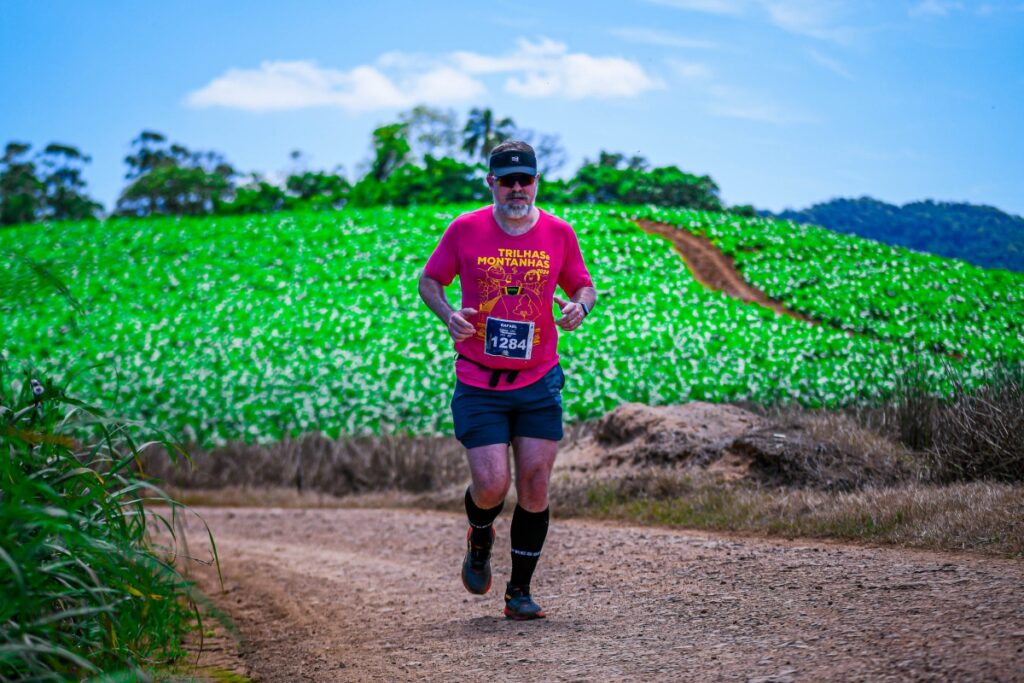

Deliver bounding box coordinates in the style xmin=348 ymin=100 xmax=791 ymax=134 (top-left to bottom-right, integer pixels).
xmin=2 ymin=205 xmax=1022 ymax=446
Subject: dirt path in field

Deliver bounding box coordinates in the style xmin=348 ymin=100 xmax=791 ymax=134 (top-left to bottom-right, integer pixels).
xmin=178 ymin=507 xmax=1024 ymax=682
xmin=636 ymin=219 xmax=813 ymax=323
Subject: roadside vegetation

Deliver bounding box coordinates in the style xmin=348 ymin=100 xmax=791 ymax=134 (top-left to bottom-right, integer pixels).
xmin=141 ymin=359 xmax=1024 ymax=558
xmin=563 ymin=358 xmax=1023 ymax=557
xmin=1 ymin=259 xmax=212 ymax=680
xmin=0 ymin=359 xmax=211 ymax=680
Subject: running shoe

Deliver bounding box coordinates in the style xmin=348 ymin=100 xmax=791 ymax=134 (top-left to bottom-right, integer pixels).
xmin=503 ymin=583 xmax=546 ymax=620
xmin=461 ymin=526 xmax=495 ymax=595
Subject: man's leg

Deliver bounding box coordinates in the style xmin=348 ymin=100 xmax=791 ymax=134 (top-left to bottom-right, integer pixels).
xmin=504 ymin=436 xmax=558 ymax=620
xmin=511 ymin=436 xmax=558 ymax=512
xmin=466 ymin=443 xmax=512 ymax=509
xmin=461 ymin=443 xmax=511 ymax=594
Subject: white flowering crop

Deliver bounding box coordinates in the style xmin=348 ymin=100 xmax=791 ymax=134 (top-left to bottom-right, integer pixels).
xmin=1 ymin=204 xmax=1020 ymax=446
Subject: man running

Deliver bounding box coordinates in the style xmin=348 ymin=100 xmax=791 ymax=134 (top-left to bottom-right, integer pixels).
xmin=418 ymin=140 xmax=596 ymax=620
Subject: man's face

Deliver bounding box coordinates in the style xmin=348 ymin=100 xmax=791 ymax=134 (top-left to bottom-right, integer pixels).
xmin=488 ymin=172 xmax=539 ymax=219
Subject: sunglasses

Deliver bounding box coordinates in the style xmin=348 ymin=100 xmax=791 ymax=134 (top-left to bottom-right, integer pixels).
xmin=495 ymin=173 xmax=537 ymax=188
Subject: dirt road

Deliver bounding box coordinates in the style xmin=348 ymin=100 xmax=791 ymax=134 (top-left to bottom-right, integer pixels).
xmin=179 ymin=507 xmax=1024 ymax=682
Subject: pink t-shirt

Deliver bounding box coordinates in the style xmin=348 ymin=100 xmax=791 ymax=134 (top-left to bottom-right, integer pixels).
xmin=424 ymin=206 xmax=593 ymax=390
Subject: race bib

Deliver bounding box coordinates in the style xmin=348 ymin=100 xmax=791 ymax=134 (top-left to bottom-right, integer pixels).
xmin=484 ymin=317 xmax=535 ymax=360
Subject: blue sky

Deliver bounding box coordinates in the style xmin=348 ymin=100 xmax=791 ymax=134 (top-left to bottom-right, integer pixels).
xmin=3 ymin=0 xmax=1023 ymax=215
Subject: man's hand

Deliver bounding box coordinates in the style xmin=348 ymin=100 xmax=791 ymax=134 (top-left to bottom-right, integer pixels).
xmin=447 ymin=307 xmax=478 ymax=342
xmin=553 ymin=295 xmax=585 ymax=331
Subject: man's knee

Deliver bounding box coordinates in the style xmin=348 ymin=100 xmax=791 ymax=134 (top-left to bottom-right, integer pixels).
xmin=516 ymin=461 xmax=551 ymax=489
xmin=467 ymin=443 xmax=511 ymax=508
xmin=471 ymin=479 xmax=510 ymax=508
xmin=515 ymin=486 xmax=549 ymax=513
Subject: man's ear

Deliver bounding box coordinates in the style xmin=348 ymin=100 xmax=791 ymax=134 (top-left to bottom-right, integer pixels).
xmin=485 ymin=174 xmax=494 ymax=190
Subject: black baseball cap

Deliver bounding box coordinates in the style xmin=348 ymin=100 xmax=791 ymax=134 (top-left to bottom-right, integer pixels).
xmin=489 ymin=149 xmax=537 ymax=177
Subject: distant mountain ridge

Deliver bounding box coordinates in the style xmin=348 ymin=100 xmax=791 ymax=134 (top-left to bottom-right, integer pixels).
xmin=763 ymin=198 xmax=1024 ymax=273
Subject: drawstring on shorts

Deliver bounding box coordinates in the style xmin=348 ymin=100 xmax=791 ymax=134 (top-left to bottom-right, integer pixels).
xmin=456 ymin=354 xmax=520 ymax=388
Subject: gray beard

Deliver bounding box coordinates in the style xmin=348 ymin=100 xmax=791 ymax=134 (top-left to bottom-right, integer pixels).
xmin=497 ymin=202 xmax=531 ymax=219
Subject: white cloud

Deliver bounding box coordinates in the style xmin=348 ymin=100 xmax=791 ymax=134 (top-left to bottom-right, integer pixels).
xmin=186 ymin=39 xmax=660 ymax=112
xmin=185 ymin=60 xmax=484 ymax=112
xmin=411 ymin=67 xmax=487 ymax=104
xmin=455 ymin=38 xmax=664 ymax=99
xmin=610 ymin=27 xmax=721 ymax=49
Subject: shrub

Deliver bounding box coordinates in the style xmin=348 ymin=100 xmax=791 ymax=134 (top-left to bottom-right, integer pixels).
xmin=0 ymin=360 xmax=207 ymax=680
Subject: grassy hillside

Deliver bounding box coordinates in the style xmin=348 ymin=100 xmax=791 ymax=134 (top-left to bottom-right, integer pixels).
xmin=2 ymin=205 xmax=1021 ymax=446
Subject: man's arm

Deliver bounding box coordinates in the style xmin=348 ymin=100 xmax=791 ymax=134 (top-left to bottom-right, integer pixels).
xmin=418 ymin=272 xmax=477 ymax=342
xmin=553 ymin=285 xmax=597 ymax=332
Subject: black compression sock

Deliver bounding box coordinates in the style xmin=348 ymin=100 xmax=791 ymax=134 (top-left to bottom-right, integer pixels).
xmin=509 ymin=505 xmax=549 ymax=588
xmin=465 ymin=488 xmax=504 ymax=545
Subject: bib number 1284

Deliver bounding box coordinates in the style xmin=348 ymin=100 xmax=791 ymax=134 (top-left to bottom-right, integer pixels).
xmin=484 ymin=317 xmax=535 ymax=360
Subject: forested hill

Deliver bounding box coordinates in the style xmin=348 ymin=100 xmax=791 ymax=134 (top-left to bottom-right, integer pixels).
xmin=765 ymin=198 xmax=1024 ymax=273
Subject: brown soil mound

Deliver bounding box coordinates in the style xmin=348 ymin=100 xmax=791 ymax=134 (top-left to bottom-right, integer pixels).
xmin=557 ymin=401 xmax=766 ymax=474
xmin=555 ymin=402 xmax=910 ymax=490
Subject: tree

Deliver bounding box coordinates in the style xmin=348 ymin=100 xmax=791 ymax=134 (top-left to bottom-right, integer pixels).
xmin=286 ymin=169 xmax=350 ymax=211
xmin=399 ymin=105 xmax=460 ymax=161
xmin=626 ymin=155 xmax=649 ymax=172
xmin=555 ymin=153 xmax=722 ymax=210
xmin=218 ymin=173 xmax=289 ymax=215
xmin=37 ymin=143 xmax=103 ymax=221
xmin=123 ymin=130 xmax=175 ymax=180
xmin=349 ymin=155 xmax=486 ymax=207
xmin=116 ymin=131 xmax=236 ymax=216
xmin=729 ymin=204 xmax=757 ymax=218
xmin=0 ymin=142 xmax=43 ymax=226
xmin=597 ymin=151 xmax=625 ymax=168
xmin=461 ymin=108 xmax=516 ymax=161
xmin=119 ymin=166 xmax=232 ymax=216
xmin=367 ymin=123 xmax=411 ymax=182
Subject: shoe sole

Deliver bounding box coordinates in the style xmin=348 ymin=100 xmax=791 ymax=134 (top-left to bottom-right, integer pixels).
xmin=503 ymin=607 xmax=546 ymax=621
xmin=462 ymin=571 xmax=492 ymax=595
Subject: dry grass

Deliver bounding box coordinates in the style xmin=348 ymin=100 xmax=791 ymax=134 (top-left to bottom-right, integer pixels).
xmin=553 ymin=473 xmax=1024 ymax=558
xmin=139 ymin=432 xmax=469 ymax=497
xmin=858 ymin=360 xmax=1024 ymax=482
xmin=925 ymin=363 xmax=1024 ymax=482
xmin=729 ymin=406 xmax=915 ymax=491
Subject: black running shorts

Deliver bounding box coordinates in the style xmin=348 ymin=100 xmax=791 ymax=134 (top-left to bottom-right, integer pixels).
xmin=450 ymin=364 xmax=565 ymax=449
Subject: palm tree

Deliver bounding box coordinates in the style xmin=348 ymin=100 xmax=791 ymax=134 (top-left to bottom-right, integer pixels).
xmin=461 ymin=108 xmax=517 ymax=162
